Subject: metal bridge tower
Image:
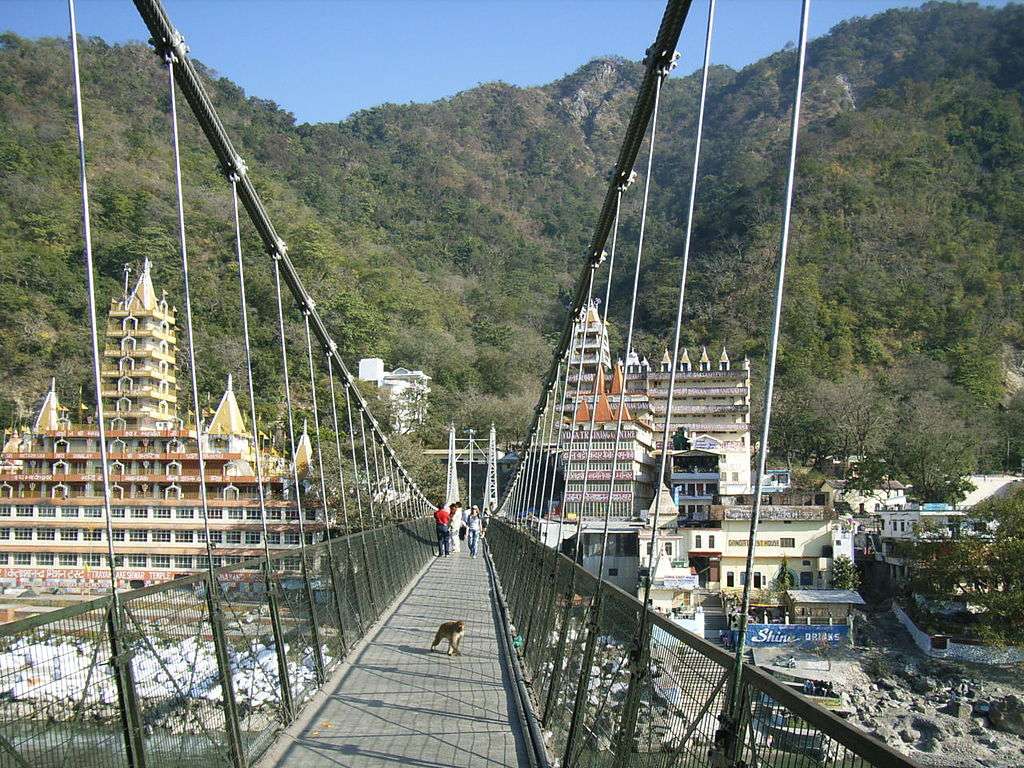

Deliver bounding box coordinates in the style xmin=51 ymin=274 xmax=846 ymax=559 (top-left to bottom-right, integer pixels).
xmin=483 ymin=423 xmax=498 ymax=512
xmin=444 ymin=423 xmax=458 ymax=505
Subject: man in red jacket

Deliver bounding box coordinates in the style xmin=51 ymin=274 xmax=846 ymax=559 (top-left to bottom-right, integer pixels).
xmin=434 ymin=504 xmax=452 ymax=557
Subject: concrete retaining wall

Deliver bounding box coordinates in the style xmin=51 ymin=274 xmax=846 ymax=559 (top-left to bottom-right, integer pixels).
xmin=893 ymin=606 xmax=1024 ymax=664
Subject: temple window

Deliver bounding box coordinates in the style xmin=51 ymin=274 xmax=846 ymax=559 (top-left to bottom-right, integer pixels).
xmin=111 ymin=484 xmax=125 ymax=499
xmin=166 ymin=461 xmax=181 ymax=476
xmin=164 ymin=484 xmax=182 ymax=500
xmin=119 ymin=356 xmax=135 ymax=373
xmin=121 ymin=337 xmax=136 ymax=354
xmin=54 ymin=439 xmax=69 ymax=453
xmin=52 ymin=484 xmax=69 ymax=500
xmin=118 ymin=376 xmax=134 ymax=394
xmin=116 ymin=397 xmax=131 ymax=413
xmin=53 ymin=460 xmax=69 ymax=475
xmin=167 ymin=439 xmax=183 ymax=453
xmin=122 ymin=316 xmax=138 ymax=332
xmin=0 ymin=485 xmax=12 ymax=499
xmin=223 ymin=485 xmax=240 ymax=501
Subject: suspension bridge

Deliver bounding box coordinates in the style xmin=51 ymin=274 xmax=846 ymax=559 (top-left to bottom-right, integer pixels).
xmin=0 ymin=0 xmax=925 ymax=766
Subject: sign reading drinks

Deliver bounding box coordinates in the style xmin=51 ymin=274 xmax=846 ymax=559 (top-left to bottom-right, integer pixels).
xmin=740 ymin=623 xmax=849 ymax=647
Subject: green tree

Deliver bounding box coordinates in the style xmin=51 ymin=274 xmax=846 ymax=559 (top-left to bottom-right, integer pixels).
xmin=775 ymin=556 xmax=797 ymax=591
xmin=906 ymin=489 xmax=1024 ymax=644
xmin=830 ymin=555 xmax=860 ymax=591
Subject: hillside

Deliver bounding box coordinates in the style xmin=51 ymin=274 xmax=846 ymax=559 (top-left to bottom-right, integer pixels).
xmin=2 ymin=2 xmax=1024 ymax=490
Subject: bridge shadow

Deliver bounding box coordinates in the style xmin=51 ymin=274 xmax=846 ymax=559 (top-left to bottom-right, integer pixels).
xmin=260 ymin=551 xmax=529 ymax=768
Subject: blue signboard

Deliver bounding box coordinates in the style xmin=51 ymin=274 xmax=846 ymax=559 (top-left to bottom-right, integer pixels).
xmin=737 ymin=623 xmax=849 ymax=648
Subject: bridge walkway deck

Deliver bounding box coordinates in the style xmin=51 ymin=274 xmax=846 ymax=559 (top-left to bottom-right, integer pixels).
xmin=260 ymin=543 xmax=530 ymax=768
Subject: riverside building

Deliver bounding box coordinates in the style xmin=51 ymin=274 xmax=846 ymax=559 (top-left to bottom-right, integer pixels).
xmin=0 ymin=259 xmax=319 ymax=591
xmin=640 ymin=490 xmax=856 ymax=613
xmin=562 ymin=303 xmax=752 ymax=517
xmin=560 ymin=367 xmax=657 ymax=522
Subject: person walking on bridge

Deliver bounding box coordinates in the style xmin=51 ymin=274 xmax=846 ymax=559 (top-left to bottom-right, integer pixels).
xmin=466 ymin=506 xmax=482 ymax=558
xmin=449 ymin=501 xmax=465 ymax=554
xmin=434 ymin=504 xmax=451 ymax=557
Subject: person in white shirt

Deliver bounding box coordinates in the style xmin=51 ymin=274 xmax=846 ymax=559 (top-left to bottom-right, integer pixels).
xmin=449 ymin=501 xmax=464 ymax=554
xmin=466 ymin=507 xmax=482 ymax=558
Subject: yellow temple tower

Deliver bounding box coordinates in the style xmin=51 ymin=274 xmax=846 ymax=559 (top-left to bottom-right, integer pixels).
xmin=0 ymin=260 xmax=322 ymax=590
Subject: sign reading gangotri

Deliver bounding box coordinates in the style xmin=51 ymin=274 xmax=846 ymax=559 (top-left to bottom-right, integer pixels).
xmin=739 ymin=623 xmax=849 ymax=647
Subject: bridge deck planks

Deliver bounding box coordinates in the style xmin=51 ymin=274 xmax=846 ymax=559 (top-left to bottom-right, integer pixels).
xmin=262 ymin=545 xmax=530 ymax=768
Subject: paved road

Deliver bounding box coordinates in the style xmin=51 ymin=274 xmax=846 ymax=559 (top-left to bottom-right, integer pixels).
xmin=263 ymin=545 xmax=530 ymax=768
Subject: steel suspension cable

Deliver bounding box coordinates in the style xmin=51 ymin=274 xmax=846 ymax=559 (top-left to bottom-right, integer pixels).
xmin=642 ymin=0 xmax=717 ymax=611
xmin=545 ymin=356 xmax=572 ymax=526
xmin=166 ymin=55 xmax=216 ymax=578
xmin=303 ymin=314 xmax=334 ymax=541
xmin=523 ymin=427 xmax=541 ymax=518
xmin=726 ymin=0 xmax=811 ymax=730
xmin=272 ymin=260 xmax=311 ymax=555
xmin=553 ymin=268 xmax=597 ymax=549
xmin=534 ymin=359 xmax=565 ymax=520
xmin=358 ymin=411 xmax=382 ymax=529
xmin=228 ymin=176 xmax=275 ymax=575
xmin=68 ymin=0 xmax=120 ymax=593
xmin=597 ymin=68 xmax=672 ymax=583
xmin=271 ymin=258 xmax=325 ymax=678
xmin=564 ymin=66 xmax=671 ymax=768
xmin=575 ymin=183 xmax=630 ymax=571
xmin=343 ymin=384 xmax=368 ymax=532
xmin=342 ymin=381 xmax=378 ymax=613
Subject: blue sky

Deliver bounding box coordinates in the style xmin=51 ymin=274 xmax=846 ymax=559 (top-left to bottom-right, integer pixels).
xmin=1 ymin=0 xmax=1011 ymax=124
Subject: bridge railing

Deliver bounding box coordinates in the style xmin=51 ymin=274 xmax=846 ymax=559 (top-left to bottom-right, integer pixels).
xmin=0 ymin=517 xmax=436 ymax=768
xmin=489 ymin=520 xmax=919 ymax=768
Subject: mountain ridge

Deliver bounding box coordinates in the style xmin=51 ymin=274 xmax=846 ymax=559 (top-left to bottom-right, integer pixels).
xmin=1 ymin=2 xmax=1023 ymax=483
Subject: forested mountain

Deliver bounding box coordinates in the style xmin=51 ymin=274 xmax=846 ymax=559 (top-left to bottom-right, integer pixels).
xmin=2 ymin=2 xmax=1024 ymax=494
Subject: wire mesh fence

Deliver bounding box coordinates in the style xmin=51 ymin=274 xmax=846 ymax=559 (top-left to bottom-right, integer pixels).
xmin=489 ymin=520 xmax=920 ymax=768
xmin=0 ymin=597 xmax=127 ymax=768
xmin=0 ymin=516 xmax=435 ymax=768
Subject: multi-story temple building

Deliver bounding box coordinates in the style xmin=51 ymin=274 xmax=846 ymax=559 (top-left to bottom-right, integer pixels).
xmin=561 ymin=367 xmax=657 ymax=522
xmin=0 ymin=259 xmax=318 ymax=590
xmin=561 ymin=302 xmax=752 ymax=520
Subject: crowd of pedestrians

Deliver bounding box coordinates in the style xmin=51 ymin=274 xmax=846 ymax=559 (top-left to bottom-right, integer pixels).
xmin=433 ymin=501 xmax=487 ymax=559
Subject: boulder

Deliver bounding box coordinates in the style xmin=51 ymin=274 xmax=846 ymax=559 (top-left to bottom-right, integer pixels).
xmin=946 ymin=699 xmax=973 ymax=720
xmin=908 ymin=676 xmax=934 ymax=695
xmin=988 ymin=695 xmax=1024 ymax=737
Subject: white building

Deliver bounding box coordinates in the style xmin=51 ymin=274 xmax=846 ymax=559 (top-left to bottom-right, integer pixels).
xmin=824 ymin=478 xmax=910 ymax=517
xmin=357 ymin=358 xmax=431 ymax=434
xmin=878 ymin=504 xmax=970 ymax=541
xmin=640 ymin=491 xmax=855 ymax=613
